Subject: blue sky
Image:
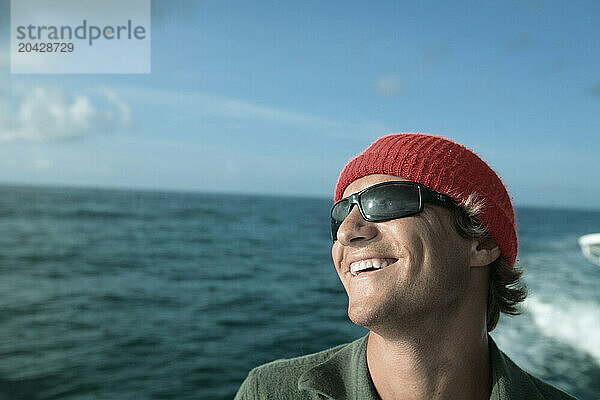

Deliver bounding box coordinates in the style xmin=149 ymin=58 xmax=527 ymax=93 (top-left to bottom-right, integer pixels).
xmin=1 ymin=0 xmax=599 ymax=209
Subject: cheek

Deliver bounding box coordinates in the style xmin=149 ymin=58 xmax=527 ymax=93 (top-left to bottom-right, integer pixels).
xmin=331 ymin=243 xmax=350 ymax=290
xmin=383 ymin=215 xmax=460 ymax=270
xmin=383 ymin=220 xmax=427 ymax=259
xmin=331 ymin=242 xmax=343 ymax=270
xmin=331 ymin=241 xmax=342 ymax=268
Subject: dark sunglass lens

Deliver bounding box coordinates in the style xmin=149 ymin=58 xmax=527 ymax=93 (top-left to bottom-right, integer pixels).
xmin=361 ymin=184 xmax=420 ymax=220
xmin=331 ymin=199 xmax=351 ymax=222
xmin=331 ymin=218 xmax=341 ymax=241
xmin=331 ymin=199 xmax=352 ymax=241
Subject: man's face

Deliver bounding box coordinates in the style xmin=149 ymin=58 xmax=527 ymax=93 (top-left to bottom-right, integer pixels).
xmin=331 ymin=174 xmax=474 ymax=332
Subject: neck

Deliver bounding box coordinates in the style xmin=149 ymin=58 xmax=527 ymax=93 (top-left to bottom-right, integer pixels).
xmin=366 ymin=303 xmax=491 ymax=400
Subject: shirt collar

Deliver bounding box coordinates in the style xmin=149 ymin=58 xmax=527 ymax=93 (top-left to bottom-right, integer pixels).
xmin=298 ymin=334 xmax=379 ymax=400
xmin=298 ymin=334 xmax=543 ymax=400
xmin=489 ymin=336 xmax=545 ymax=400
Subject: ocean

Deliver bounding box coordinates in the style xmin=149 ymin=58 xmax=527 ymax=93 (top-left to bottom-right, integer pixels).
xmin=0 ymin=184 xmax=598 ymax=400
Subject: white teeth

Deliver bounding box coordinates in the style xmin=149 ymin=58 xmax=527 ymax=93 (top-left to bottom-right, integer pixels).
xmin=349 ymin=258 xmax=393 ymax=276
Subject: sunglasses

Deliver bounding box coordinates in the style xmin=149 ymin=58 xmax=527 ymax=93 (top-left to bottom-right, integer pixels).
xmin=330 ymin=181 xmax=455 ymax=241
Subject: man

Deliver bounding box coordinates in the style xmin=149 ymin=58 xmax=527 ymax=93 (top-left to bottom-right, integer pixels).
xmin=235 ymin=133 xmax=576 ymax=400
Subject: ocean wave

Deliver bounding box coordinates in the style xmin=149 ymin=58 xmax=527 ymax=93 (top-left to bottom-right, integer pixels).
xmin=526 ymin=297 xmax=600 ymax=364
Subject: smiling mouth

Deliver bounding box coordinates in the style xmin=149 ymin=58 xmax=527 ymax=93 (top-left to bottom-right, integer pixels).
xmin=349 ymin=258 xmax=398 ymax=276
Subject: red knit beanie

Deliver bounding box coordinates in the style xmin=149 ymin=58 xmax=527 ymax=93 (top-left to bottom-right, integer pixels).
xmin=334 ymin=133 xmax=518 ymax=266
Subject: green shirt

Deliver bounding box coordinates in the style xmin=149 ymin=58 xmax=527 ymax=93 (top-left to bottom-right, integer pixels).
xmin=234 ymin=335 xmax=576 ymax=400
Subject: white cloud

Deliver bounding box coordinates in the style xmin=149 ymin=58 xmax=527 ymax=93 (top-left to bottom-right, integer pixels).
xmin=374 ymin=74 xmax=402 ymax=97
xmin=117 ymin=86 xmax=390 ymax=140
xmin=0 ymin=85 xmax=132 ymax=143
xmin=100 ymin=87 xmax=132 ymax=127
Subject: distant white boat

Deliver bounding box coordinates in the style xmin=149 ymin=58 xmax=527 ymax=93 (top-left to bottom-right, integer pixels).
xmin=578 ymin=233 xmax=600 ymax=266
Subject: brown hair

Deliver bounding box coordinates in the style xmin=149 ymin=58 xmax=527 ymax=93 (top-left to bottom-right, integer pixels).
xmin=452 ymin=194 xmax=527 ymax=332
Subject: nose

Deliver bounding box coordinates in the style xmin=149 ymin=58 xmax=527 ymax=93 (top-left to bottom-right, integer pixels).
xmin=336 ymin=204 xmax=378 ymax=245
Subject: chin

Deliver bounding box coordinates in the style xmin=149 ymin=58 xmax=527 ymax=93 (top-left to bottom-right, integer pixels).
xmin=347 ymin=296 xmax=427 ymax=333
xmin=347 ymin=303 xmax=385 ymax=328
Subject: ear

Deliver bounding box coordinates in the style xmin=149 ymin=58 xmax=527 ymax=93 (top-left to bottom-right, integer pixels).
xmin=470 ymin=239 xmax=501 ymax=267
